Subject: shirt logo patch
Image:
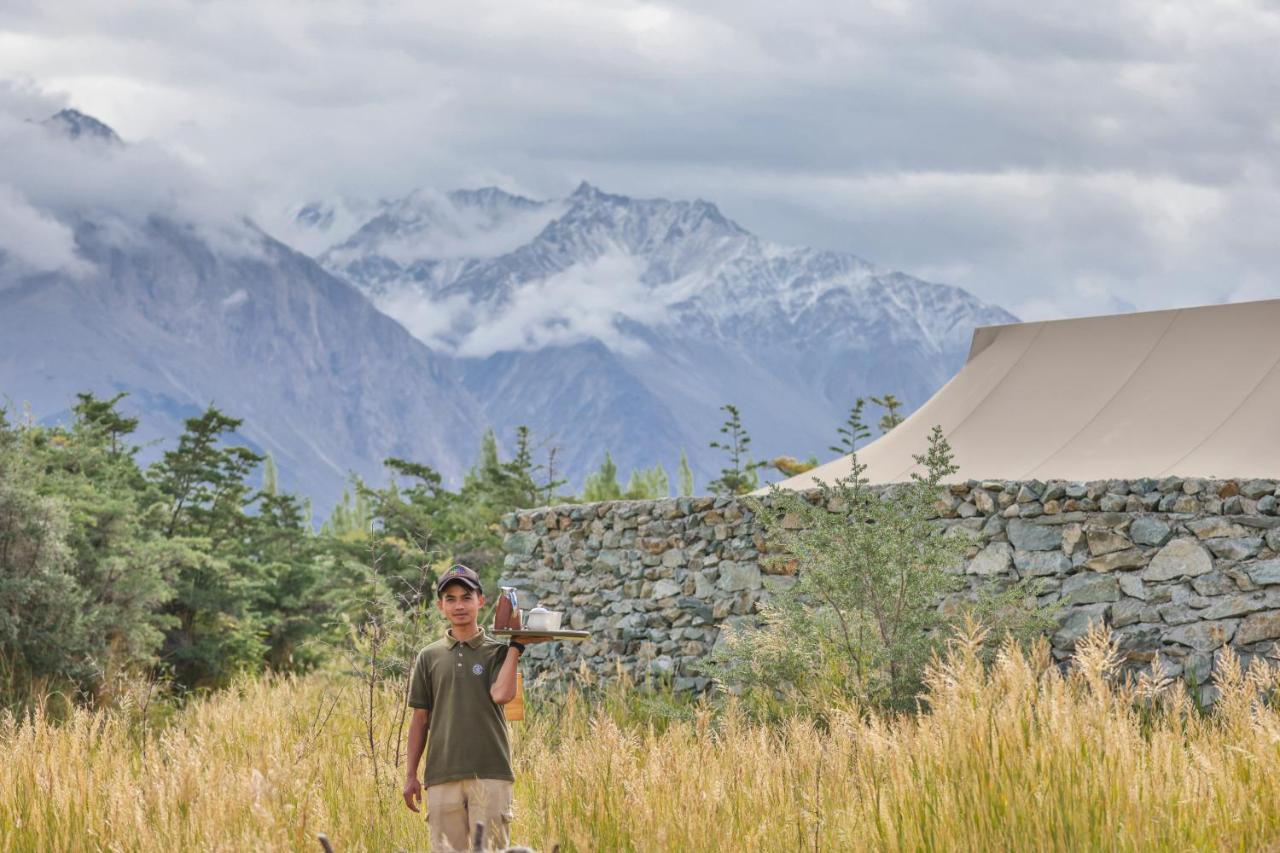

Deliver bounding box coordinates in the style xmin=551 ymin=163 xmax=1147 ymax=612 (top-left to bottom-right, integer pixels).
xmin=472 ymin=663 xmax=484 ymax=676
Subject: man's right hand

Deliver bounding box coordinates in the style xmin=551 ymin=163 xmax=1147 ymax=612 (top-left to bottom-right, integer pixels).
xmin=403 ymin=776 xmax=422 ymax=812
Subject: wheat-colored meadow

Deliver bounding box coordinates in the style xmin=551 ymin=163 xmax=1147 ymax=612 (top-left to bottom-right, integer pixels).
xmin=3 ymin=627 xmax=1280 ymax=852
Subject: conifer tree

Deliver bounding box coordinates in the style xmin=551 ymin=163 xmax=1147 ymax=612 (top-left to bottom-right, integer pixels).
xmin=147 ymin=406 xmax=267 ymax=688
xmin=708 ymin=404 xmax=764 ymax=496
xmin=871 ymin=393 xmax=905 ymax=434
xmin=831 ymin=398 xmax=871 ymax=456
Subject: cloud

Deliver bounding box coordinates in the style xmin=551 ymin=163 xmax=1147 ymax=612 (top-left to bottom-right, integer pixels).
xmin=0 ymin=1 xmax=1279 ymax=315
xmin=0 ymin=78 xmax=259 ymax=275
xmin=320 ymin=190 xmax=569 ymax=265
xmin=0 ymin=183 xmax=86 ymax=276
xmin=373 ymin=290 xmax=473 ymax=349
xmin=455 ymin=253 xmax=666 ymax=357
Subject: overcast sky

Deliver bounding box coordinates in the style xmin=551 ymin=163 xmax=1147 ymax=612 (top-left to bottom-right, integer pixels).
xmin=2 ymin=0 xmax=1278 ymax=319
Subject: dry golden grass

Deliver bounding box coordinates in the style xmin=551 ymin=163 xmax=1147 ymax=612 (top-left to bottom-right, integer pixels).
xmin=4 ymin=626 xmax=1280 ymax=852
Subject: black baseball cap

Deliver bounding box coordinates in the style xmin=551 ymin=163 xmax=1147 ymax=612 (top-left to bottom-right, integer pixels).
xmin=436 ymin=564 xmax=483 ymax=597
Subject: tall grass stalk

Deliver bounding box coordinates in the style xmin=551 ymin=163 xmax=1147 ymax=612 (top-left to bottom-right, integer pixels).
xmin=3 ymin=626 xmax=1279 ymax=851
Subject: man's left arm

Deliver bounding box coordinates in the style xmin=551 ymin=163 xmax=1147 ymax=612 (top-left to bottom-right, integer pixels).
xmin=490 ymin=639 xmax=549 ymax=704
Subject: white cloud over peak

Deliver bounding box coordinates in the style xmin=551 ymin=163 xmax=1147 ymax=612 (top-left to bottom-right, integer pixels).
xmin=456 ymin=253 xmax=664 ymax=357
xmin=0 ymin=80 xmax=262 ymax=276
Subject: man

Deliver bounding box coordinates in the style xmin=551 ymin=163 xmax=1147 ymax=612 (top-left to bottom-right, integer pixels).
xmin=403 ymin=564 xmax=544 ymax=851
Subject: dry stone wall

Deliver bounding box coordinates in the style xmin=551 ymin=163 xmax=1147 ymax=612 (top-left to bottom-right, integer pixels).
xmin=501 ymin=477 xmax=1280 ymax=701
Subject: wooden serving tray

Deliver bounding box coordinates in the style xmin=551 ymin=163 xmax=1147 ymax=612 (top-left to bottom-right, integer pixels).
xmin=494 ymin=628 xmax=591 ymax=641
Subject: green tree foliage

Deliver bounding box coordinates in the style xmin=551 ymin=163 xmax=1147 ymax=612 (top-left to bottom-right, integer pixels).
xmin=0 ymin=397 xmax=172 ymax=705
xmin=831 ymin=399 xmax=871 ymax=456
xmin=582 ymin=452 xmax=623 ymax=502
xmin=708 ymin=426 xmax=1046 ymax=712
xmin=871 ymin=393 xmax=905 ymax=434
xmin=0 ymin=394 xmax=387 ymax=705
xmin=677 ymin=450 xmax=695 ymax=497
xmin=0 ymin=432 xmax=84 ymax=699
xmin=624 ymin=464 xmax=670 ymax=499
xmin=582 ymin=454 xmax=672 ymax=501
xmin=359 ymin=425 xmax=551 ymax=597
xmin=323 ymin=485 xmax=374 ymax=540
xmin=147 ymin=407 xmax=276 ymax=689
xmin=707 ymin=404 xmax=764 ymax=496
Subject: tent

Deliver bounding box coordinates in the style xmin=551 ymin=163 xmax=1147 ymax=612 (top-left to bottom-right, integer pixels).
xmin=772 ymin=298 xmax=1280 ymax=489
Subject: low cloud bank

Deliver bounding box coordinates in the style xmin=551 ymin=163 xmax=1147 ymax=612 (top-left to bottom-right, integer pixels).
xmin=0 ymin=80 xmax=257 ymax=277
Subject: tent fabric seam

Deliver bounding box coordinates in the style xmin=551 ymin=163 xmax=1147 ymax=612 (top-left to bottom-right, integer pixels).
xmin=885 ymin=323 xmax=1047 ymax=483
xmin=1019 ymin=309 xmax=1181 ymax=480
xmin=1156 ymin=346 xmax=1280 ymax=478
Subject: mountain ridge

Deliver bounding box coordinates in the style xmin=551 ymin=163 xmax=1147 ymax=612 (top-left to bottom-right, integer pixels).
xmin=304 ymin=181 xmax=1017 ymax=488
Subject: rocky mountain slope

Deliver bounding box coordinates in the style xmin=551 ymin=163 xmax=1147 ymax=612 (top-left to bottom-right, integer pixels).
xmin=309 ymin=182 xmax=1018 ymax=488
xmin=0 ymin=113 xmax=484 ymax=512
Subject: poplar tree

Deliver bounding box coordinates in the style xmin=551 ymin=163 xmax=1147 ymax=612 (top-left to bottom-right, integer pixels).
xmin=677 ymin=449 xmax=695 ymax=497
xmin=582 ymin=452 xmax=623 ymax=502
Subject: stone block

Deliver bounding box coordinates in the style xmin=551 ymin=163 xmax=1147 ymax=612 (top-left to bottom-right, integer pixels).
xmin=1014 ymin=550 xmax=1071 ymax=577
xmin=1084 ymin=548 xmax=1147 ymax=573
xmin=1246 ymin=559 xmax=1280 ymax=586
xmin=1157 ymin=603 xmax=1200 ymax=625
xmin=1114 ymin=622 xmax=1163 ymax=656
xmin=1129 ymin=517 xmax=1173 ymax=547
xmin=1142 ymin=539 xmax=1213 ymax=581
xmin=968 ymin=542 xmax=1014 ymax=576
xmin=1163 ymin=620 xmax=1238 ymax=652
xmin=1242 ymin=479 xmax=1277 ymax=499
xmin=1016 ymin=483 xmax=1043 ymax=502
xmin=1199 ymin=594 xmax=1266 ymax=620
xmin=1236 ymin=612 xmax=1280 ymax=645
xmin=1187 ymin=517 xmax=1250 ymax=540
xmin=651 ymin=578 xmax=681 ymax=600
xmin=1053 ymin=604 xmax=1109 ymax=648
xmin=1060 ymin=573 xmax=1121 ymax=605
xmin=1190 ymin=572 xmax=1237 ymax=597
xmin=1086 ymin=528 xmax=1132 ymax=555
xmin=1100 ymin=494 xmax=1128 ymax=512
xmin=1062 ymin=523 xmax=1085 ymax=555
xmin=1207 ymin=538 xmax=1262 ymax=561
xmin=716 ymin=561 xmax=762 ymax=592
xmin=1118 ymin=573 xmax=1148 ymax=601
xmin=1111 ymin=598 xmax=1144 ymax=628
xmin=504 ymin=531 xmax=539 ymax=556
xmin=1007 ymin=519 xmax=1063 ymax=551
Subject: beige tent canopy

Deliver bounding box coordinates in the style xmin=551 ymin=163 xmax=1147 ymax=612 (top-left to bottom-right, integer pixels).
xmin=773 ymin=298 xmax=1280 ymax=489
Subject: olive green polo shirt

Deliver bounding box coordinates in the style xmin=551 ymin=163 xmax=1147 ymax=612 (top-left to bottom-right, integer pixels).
xmin=408 ymin=627 xmax=514 ymax=787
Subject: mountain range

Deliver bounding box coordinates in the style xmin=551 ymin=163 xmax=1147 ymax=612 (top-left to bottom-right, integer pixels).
xmin=306 ymin=182 xmax=1018 ymax=490
xmin=0 ymin=109 xmax=1016 ymax=514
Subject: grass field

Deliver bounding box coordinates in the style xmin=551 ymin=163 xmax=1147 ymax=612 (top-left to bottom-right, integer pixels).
xmin=3 ymin=626 xmax=1280 ymax=852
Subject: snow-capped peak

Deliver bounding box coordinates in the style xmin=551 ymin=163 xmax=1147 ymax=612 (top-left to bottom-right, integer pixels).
xmin=310 ymin=182 xmax=1014 ymax=364
xmin=42 ymin=109 xmax=122 ymax=145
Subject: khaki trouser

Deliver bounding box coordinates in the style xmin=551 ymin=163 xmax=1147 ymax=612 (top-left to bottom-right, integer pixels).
xmin=426 ymin=778 xmax=514 ymax=852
